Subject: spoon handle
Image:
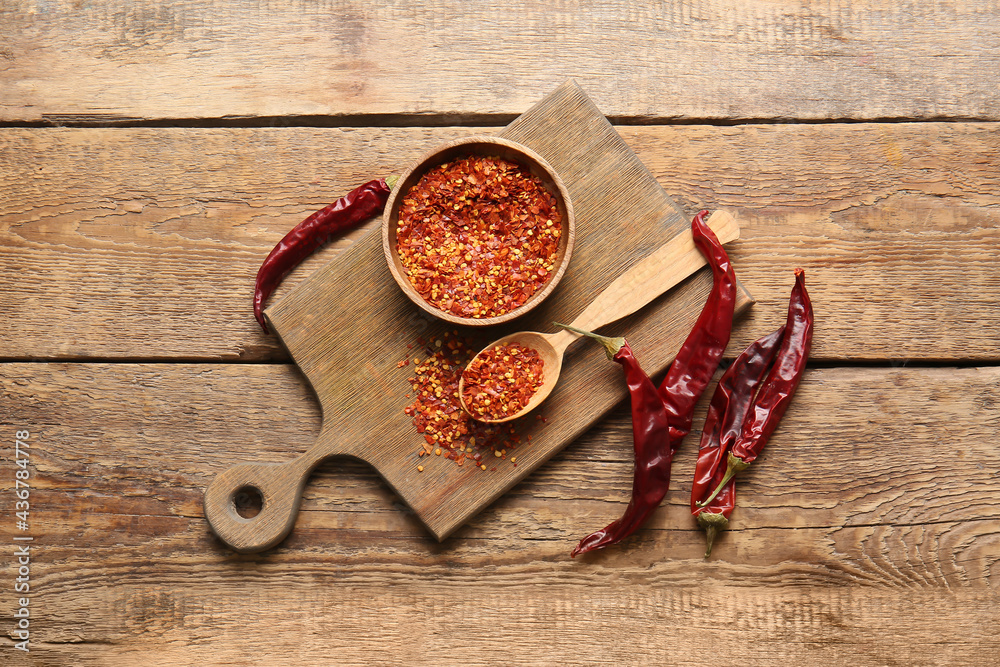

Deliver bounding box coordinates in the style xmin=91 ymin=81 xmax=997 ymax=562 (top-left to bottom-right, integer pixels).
xmin=567 ymin=210 xmax=740 ymax=334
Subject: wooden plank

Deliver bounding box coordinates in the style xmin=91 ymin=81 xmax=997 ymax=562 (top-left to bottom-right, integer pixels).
xmin=2 ymin=123 xmax=999 ymax=362
xmin=2 ymin=363 xmax=997 ymax=565
xmin=11 ymin=586 xmax=1000 ymax=665
xmin=3 ymin=0 xmax=1000 ymax=123
xmin=2 ymin=363 xmax=998 ymax=663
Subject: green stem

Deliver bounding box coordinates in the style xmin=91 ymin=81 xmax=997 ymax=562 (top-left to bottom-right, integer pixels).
xmin=385 ymin=174 xmax=400 ymax=190
xmin=697 ymin=512 xmax=729 ymax=559
xmin=695 ymin=451 xmax=751 ymax=508
xmin=553 ymin=322 xmax=625 ymax=360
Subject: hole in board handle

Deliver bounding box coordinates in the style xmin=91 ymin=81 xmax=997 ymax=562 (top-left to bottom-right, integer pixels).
xmin=232 ymin=485 xmax=264 ymax=519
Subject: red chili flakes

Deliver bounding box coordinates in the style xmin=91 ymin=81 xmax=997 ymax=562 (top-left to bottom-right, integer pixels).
xmin=404 ymin=331 xmax=520 ymax=470
xmin=461 ymin=342 xmax=545 ymax=421
xmin=395 ymin=155 xmax=563 ymax=319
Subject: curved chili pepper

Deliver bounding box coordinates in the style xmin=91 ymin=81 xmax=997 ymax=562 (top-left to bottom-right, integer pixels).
xmin=658 ymin=210 xmax=737 ymax=446
xmin=557 ymin=210 xmax=737 ymax=557
xmin=691 ymin=326 xmax=785 ymax=557
xmin=697 ymin=268 xmax=813 ymax=509
xmin=556 ymin=326 xmax=671 ymax=558
xmin=253 ymin=176 xmax=397 ymax=333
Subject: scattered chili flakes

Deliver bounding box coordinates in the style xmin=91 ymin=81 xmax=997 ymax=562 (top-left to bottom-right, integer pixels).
xmin=404 ymin=330 xmax=521 ymax=471
xmin=395 ymin=155 xmax=562 ymax=319
xmin=461 ymin=342 xmax=545 ymax=421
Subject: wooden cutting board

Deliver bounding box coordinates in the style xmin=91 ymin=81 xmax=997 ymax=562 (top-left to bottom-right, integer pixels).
xmin=203 ymin=81 xmax=753 ymax=552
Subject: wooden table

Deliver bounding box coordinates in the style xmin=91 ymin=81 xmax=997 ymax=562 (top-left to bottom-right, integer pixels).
xmin=3 ymin=2 xmax=999 ymax=664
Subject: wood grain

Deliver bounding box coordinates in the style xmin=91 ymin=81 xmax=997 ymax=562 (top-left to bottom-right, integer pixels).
xmin=2 ymin=0 xmax=1000 ymax=123
xmin=13 ymin=585 xmax=1000 ymax=666
xmin=2 ymin=362 xmax=998 ymax=663
xmin=2 ymin=122 xmax=998 ymax=362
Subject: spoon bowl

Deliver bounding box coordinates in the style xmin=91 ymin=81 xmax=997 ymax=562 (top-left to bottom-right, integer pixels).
xmin=458 ymin=210 xmax=741 ymax=423
xmin=457 ymin=328 xmax=577 ymax=424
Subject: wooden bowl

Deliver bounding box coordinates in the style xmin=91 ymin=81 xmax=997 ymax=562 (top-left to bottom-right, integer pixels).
xmin=382 ymin=136 xmax=575 ymax=326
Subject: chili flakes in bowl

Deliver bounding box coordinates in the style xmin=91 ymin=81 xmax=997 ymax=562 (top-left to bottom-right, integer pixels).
xmin=395 ymin=155 xmax=563 ymax=320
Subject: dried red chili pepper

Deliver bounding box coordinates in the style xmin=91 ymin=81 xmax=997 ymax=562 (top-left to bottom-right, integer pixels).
xmin=557 ymin=327 xmax=671 ymax=558
xmin=561 ymin=209 xmax=737 ymax=557
xmin=658 ymin=209 xmax=738 ymax=446
xmin=697 ymin=268 xmax=814 ymax=510
xmin=253 ymin=177 xmax=397 ymax=333
xmin=691 ymin=326 xmax=785 ymax=557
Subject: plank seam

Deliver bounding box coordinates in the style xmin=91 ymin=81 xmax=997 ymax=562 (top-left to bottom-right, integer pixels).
xmin=1 ymin=359 xmax=998 ymax=368
xmin=1 ymin=115 xmax=999 ymax=129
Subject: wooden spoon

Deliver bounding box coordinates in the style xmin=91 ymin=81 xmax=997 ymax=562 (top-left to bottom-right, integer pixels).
xmin=458 ymin=210 xmax=740 ymax=423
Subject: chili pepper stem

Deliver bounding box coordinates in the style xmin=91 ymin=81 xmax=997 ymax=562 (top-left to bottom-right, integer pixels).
xmin=697 ymin=512 xmax=729 ymax=558
xmin=553 ymin=322 xmax=625 ymax=360
xmin=695 ymin=451 xmax=751 ymax=508
xmin=385 ymin=174 xmax=399 ymax=190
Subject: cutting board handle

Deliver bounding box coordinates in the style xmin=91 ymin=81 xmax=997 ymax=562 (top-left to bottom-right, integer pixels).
xmin=203 ymin=430 xmax=347 ymax=553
